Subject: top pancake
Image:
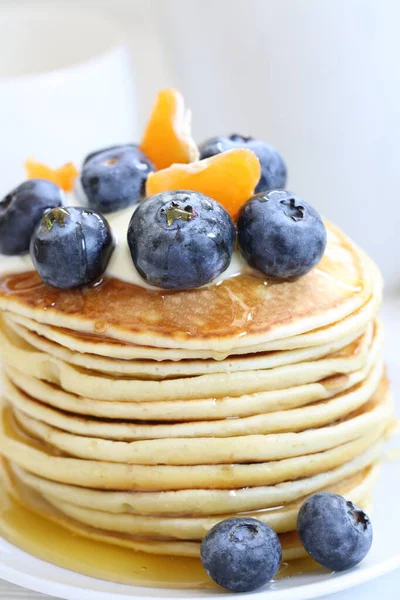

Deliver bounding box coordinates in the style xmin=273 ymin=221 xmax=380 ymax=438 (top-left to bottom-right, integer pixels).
xmin=0 ymin=223 xmax=381 ymax=352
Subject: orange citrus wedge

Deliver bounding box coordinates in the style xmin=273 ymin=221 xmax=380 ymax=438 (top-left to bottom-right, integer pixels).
xmin=140 ymin=88 xmax=199 ymax=170
xmin=146 ymin=148 xmax=261 ymax=219
xmin=25 ymin=159 xmax=79 ymax=192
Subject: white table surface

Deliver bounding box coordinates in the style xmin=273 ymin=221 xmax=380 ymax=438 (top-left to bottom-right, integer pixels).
xmin=1 ymin=298 xmax=399 ymax=600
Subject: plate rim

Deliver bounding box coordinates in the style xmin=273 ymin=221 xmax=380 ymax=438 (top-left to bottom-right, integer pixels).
xmin=0 ymin=541 xmax=399 ymax=600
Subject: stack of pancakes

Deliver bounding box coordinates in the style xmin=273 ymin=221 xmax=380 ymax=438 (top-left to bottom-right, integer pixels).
xmin=0 ymin=222 xmax=394 ymax=562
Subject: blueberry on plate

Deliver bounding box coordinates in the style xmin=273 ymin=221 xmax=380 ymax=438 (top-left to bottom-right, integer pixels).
xmin=201 ymin=517 xmax=282 ymax=593
xmin=0 ymin=179 xmax=64 ymax=255
xmin=237 ymin=190 xmax=327 ymax=279
xmin=199 ymin=134 xmax=287 ymax=193
xmin=80 ymin=145 xmax=155 ymax=213
xmin=127 ymin=191 xmax=235 ymax=290
xmin=297 ymin=492 xmax=373 ymax=571
xmin=30 ymin=206 xmax=114 ymax=289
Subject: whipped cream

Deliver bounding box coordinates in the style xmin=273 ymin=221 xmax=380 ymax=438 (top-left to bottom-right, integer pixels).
xmin=0 ymin=184 xmax=251 ymax=289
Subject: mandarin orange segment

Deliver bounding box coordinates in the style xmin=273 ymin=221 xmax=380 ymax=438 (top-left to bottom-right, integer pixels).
xmin=146 ymin=148 xmax=261 ymax=219
xmin=140 ymin=88 xmax=199 ymax=170
xmin=25 ymin=159 xmax=79 ymax=192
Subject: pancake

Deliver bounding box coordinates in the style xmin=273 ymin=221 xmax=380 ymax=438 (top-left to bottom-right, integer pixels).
xmin=1 ymin=456 xmax=374 ymax=559
xmin=11 ymin=443 xmax=382 ymax=516
xmin=3 ymin=361 xmax=383 ymax=440
xmin=0 ymin=382 xmax=392 ymax=490
xmin=4 ymin=362 xmax=375 ymax=421
xmin=0 ymin=224 xmax=382 ymax=352
xmin=0 ymin=206 xmax=391 ymax=568
xmin=4 ymin=314 xmax=371 ymax=378
xmin=10 ymin=380 xmax=391 ymax=465
xmin=36 ymin=467 xmax=381 ymax=539
xmin=0 ymin=318 xmax=379 ymax=402
xmin=3 ymin=292 xmax=379 ymax=361
xmin=0 ymin=401 xmax=386 ymax=491
xmin=27 ymin=504 xmax=370 ymax=560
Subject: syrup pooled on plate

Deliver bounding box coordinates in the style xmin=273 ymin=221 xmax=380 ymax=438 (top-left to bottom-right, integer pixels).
xmin=0 ymin=466 xmax=320 ymax=590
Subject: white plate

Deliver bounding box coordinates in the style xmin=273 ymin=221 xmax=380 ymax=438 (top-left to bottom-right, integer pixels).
xmin=0 ymin=301 xmax=399 ymax=599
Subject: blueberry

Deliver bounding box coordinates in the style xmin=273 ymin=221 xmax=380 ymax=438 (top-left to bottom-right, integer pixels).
xmin=127 ymin=191 xmax=235 ymax=290
xmin=80 ymin=145 xmax=155 ymax=213
xmin=83 ymin=144 xmax=136 ymax=166
xmin=0 ymin=179 xmax=63 ymax=255
xmin=199 ymin=134 xmax=287 ymax=192
xmin=237 ymin=190 xmax=327 ymax=279
xmin=200 ymin=517 xmax=282 ymax=592
xmin=30 ymin=206 xmax=114 ymax=289
xmin=297 ymin=492 xmax=373 ymax=571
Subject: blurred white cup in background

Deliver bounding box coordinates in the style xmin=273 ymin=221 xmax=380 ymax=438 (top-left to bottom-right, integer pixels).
xmin=0 ymin=4 xmax=137 ymax=195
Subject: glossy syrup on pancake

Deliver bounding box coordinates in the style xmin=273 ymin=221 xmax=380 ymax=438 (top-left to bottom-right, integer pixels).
xmin=3 ymin=292 xmax=379 ymax=361
xmin=0 ymin=224 xmax=375 ymax=352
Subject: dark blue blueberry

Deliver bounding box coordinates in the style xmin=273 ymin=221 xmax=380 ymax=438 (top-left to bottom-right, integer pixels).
xmin=237 ymin=190 xmax=327 ymax=279
xmin=83 ymin=144 xmax=136 ymax=166
xmin=127 ymin=191 xmax=235 ymax=290
xmin=297 ymin=492 xmax=373 ymax=571
xmin=200 ymin=517 xmax=282 ymax=593
xmin=80 ymin=145 xmax=155 ymax=213
xmin=30 ymin=206 xmax=114 ymax=289
xmin=0 ymin=179 xmax=63 ymax=255
xmin=199 ymin=134 xmax=287 ymax=193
